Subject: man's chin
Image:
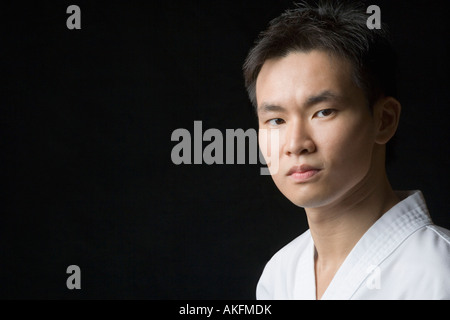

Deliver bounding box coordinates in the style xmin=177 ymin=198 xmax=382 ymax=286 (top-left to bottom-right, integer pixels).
xmin=284 ymin=190 xmax=332 ymax=209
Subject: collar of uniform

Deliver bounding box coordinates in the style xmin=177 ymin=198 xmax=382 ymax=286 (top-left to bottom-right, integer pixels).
xmin=321 ymin=190 xmax=433 ymax=300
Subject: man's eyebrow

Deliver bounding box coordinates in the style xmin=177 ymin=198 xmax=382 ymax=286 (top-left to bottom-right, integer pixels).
xmin=257 ymin=90 xmax=341 ymax=114
xmin=304 ymin=90 xmax=341 ymax=107
xmin=257 ymin=103 xmax=286 ymax=114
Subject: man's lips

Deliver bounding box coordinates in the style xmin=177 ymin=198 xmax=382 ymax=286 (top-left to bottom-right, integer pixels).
xmin=287 ymin=165 xmax=321 ymax=182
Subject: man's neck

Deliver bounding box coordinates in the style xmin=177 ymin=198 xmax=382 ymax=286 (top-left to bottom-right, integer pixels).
xmin=305 ymin=170 xmax=399 ymax=298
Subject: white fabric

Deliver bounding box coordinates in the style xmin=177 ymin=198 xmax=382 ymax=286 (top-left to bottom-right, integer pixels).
xmin=256 ymin=191 xmax=450 ymax=300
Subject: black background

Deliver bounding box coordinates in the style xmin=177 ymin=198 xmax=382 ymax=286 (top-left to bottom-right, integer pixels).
xmin=1 ymin=0 xmax=449 ymax=299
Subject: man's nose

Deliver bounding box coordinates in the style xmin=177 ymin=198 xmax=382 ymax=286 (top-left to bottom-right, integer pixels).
xmin=284 ymin=120 xmax=316 ymax=156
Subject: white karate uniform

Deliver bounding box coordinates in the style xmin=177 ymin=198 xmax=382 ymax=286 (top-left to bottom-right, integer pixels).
xmin=256 ymin=190 xmax=450 ymax=300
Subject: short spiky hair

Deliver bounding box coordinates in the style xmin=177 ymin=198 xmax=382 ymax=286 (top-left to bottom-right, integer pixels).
xmin=243 ymin=0 xmax=397 ymax=109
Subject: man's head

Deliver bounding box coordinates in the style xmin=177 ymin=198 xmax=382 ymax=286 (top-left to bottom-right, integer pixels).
xmin=243 ymin=1 xmax=401 ymax=209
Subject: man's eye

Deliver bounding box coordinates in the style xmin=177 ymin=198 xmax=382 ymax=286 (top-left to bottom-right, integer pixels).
xmin=315 ymin=109 xmax=335 ymax=118
xmin=267 ymin=118 xmax=285 ymax=126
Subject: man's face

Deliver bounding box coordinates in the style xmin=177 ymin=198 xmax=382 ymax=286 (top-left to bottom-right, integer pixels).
xmin=256 ymin=50 xmax=378 ymax=208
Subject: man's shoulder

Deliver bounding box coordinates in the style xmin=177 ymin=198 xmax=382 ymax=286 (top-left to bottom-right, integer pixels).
xmin=374 ymin=223 xmax=450 ymax=299
xmin=425 ymin=224 xmax=450 ymax=245
xmin=408 ymin=224 xmax=450 ymax=254
xmin=266 ymin=229 xmax=312 ymax=267
xmin=256 ymin=229 xmax=313 ymax=299
xmin=392 ymin=223 xmax=450 ymax=270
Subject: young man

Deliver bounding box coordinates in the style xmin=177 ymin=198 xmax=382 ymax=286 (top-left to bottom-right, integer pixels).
xmin=243 ymin=1 xmax=450 ymax=300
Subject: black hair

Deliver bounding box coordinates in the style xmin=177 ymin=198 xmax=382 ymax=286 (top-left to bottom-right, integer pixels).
xmin=243 ymin=0 xmax=397 ymax=110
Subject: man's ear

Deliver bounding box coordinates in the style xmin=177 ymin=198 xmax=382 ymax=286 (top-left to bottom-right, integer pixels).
xmin=373 ymin=96 xmax=401 ymax=145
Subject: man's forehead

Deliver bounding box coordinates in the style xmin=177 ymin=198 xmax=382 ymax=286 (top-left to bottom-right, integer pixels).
xmin=259 ymin=50 xmax=352 ymax=74
xmin=255 ymin=50 xmax=359 ymax=109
